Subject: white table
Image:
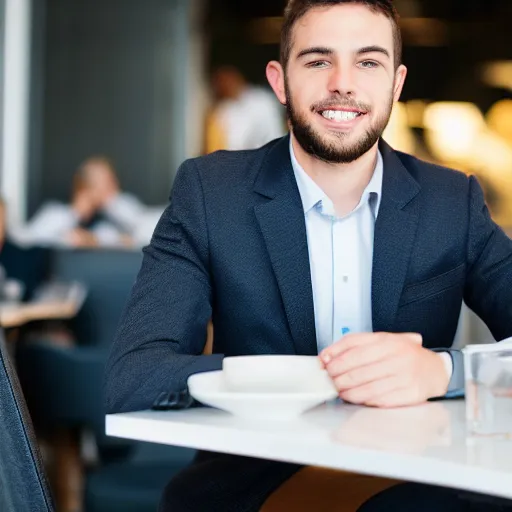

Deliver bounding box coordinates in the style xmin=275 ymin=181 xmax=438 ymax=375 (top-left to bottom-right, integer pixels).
xmin=106 ymin=400 xmax=512 ymax=501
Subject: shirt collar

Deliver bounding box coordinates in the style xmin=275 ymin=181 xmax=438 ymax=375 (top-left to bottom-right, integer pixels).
xmin=290 ymin=137 xmax=383 ymax=218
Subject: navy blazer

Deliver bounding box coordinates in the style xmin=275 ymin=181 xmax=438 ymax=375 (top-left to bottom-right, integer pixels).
xmin=105 ymin=135 xmax=512 ymax=511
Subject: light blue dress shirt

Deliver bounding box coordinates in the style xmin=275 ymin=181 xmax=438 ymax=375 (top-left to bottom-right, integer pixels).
xmin=289 ymin=140 xmax=455 ymax=388
xmin=290 ymin=140 xmax=382 ymax=352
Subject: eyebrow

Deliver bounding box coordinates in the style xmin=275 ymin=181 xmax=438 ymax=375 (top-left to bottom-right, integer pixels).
xmin=357 ymin=45 xmax=390 ymax=59
xmin=296 ymin=47 xmax=334 ymax=59
xmin=296 ymin=45 xmax=390 ymax=60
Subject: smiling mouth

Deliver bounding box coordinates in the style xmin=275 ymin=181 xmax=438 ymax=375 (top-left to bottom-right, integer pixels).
xmin=318 ymin=109 xmax=367 ymax=122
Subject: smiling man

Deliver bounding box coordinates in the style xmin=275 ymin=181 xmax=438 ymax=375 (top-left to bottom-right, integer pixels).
xmin=264 ymin=1 xmax=451 ymax=410
xmin=105 ymin=1 xmax=512 ymax=511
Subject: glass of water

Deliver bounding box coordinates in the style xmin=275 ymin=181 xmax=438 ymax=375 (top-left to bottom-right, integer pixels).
xmin=463 ymin=343 xmax=512 ymax=438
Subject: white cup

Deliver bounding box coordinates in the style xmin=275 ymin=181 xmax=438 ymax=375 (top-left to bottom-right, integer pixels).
xmin=222 ymin=355 xmax=337 ymax=395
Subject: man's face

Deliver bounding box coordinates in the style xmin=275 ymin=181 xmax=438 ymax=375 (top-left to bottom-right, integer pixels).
xmin=84 ymin=163 xmax=119 ymax=205
xmin=268 ymin=4 xmax=407 ymax=163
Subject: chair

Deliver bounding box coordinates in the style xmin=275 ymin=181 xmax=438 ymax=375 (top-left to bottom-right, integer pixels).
xmin=0 ymin=331 xmax=55 ymax=511
xmin=48 ymin=248 xmax=144 ymax=346
xmin=17 ymin=336 xmax=195 ymax=512
xmin=16 ymin=248 xmax=196 ymax=512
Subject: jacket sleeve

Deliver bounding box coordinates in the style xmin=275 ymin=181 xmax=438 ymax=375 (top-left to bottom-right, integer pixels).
xmin=104 ymin=159 xmax=223 ymax=413
xmin=464 ymin=175 xmax=512 ymax=340
xmin=442 ymin=176 xmax=512 ymax=395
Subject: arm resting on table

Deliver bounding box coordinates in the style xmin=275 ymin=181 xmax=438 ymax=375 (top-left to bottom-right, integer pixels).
xmin=432 ymin=177 xmax=512 ymax=400
xmin=104 ymin=160 xmax=223 ymax=414
xmin=435 ymin=177 xmax=512 ymax=398
xmin=463 ymin=178 xmax=512 ymax=346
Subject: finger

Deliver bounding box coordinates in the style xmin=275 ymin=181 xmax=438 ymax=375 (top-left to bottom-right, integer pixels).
xmin=325 ymin=342 xmax=395 ymax=379
xmin=321 ymin=331 xmax=422 ymax=365
xmin=332 ymin=358 xmax=402 ymax=391
xmin=320 ymin=332 xmax=382 ymax=363
xmin=409 ymin=333 xmax=423 ymax=345
xmin=323 ymin=332 xmax=423 ymax=360
xmin=339 ymin=376 xmax=402 ymax=405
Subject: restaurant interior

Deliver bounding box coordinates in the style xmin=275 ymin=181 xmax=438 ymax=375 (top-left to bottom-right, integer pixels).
xmin=1 ymin=0 xmax=512 ymax=510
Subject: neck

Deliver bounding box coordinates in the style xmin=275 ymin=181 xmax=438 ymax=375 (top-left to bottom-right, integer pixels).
xmin=291 ymin=133 xmax=379 ymax=217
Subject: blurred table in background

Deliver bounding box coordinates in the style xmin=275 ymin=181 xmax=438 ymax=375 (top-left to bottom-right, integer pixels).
xmin=1 ymin=280 xmax=87 ymax=512
xmin=0 ymin=281 xmax=86 ymax=329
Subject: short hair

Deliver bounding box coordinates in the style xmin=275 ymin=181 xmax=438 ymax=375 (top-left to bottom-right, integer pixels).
xmin=280 ymin=0 xmax=402 ymax=70
xmin=78 ymin=155 xmax=116 ymax=176
xmin=73 ymin=155 xmax=117 ymax=194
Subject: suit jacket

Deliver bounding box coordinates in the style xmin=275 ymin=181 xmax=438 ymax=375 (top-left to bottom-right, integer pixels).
xmin=105 ymin=135 xmax=512 ymax=511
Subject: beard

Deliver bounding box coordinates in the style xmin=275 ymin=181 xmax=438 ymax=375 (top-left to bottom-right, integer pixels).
xmin=285 ymin=78 xmax=394 ymax=164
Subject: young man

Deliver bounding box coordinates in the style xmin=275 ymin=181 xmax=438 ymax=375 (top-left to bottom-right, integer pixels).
xmin=106 ymin=1 xmax=512 ymax=510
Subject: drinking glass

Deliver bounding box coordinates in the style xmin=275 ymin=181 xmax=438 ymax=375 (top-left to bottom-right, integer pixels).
xmin=463 ymin=343 xmax=512 ymax=438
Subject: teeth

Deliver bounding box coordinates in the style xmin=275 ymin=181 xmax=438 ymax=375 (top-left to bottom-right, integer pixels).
xmin=321 ymin=110 xmax=360 ymax=122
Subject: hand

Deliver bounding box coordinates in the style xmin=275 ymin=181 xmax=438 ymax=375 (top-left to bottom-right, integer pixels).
xmin=88 ymin=184 xmax=116 ymax=210
xmin=86 ymin=175 xmax=118 ymax=209
xmin=319 ymin=332 xmax=450 ymax=408
xmin=72 ymin=189 xmax=99 ymax=221
xmin=118 ymin=234 xmax=135 ymax=248
xmin=66 ymin=228 xmax=99 ymax=248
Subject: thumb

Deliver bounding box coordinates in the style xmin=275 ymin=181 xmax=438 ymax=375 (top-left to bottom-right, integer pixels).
xmin=404 ymin=332 xmax=423 ymax=345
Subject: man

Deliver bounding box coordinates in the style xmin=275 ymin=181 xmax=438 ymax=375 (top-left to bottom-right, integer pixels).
xmin=75 ymin=156 xmax=145 ymax=244
xmin=21 ymin=171 xmax=105 ymax=248
xmin=105 ymin=1 xmax=512 ymax=510
xmin=204 ymin=65 xmax=285 ymax=153
xmin=23 ymin=156 xmax=155 ymax=248
xmin=78 ymin=156 xmax=166 ymax=247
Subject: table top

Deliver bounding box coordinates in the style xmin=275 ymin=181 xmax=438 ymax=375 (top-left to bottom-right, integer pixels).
xmin=106 ymin=399 xmax=512 ymax=500
xmin=0 ymin=281 xmax=87 ymax=328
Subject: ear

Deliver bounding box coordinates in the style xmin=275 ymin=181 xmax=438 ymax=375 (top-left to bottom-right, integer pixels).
xmin=266 ymin=60 xmax=287 ymax=105
xmin=392 ymin=64 xmax=408 ymax=103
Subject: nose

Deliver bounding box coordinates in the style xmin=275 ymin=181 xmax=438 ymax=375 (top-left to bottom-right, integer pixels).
xmin=327 ymin=64 xmax=355 ymax=96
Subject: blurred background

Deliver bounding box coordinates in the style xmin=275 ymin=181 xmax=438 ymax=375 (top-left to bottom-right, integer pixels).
xmin=2 ymin=0 xmax=512 ymax=228
xmin=0 ymin=0 xmax=511 ymax=511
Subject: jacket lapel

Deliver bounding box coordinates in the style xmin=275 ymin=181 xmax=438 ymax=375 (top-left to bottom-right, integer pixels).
xmin=372 ymin=141 xmax=421 ymax=332
xmin=253 ymin=136 xmax=317 ymax=355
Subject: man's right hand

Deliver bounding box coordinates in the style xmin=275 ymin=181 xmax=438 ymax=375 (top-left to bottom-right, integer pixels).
xmin=319 ymin=332 xmax=450 ymax=408
xmin=72 ymin=189 xmax=98 ymax=222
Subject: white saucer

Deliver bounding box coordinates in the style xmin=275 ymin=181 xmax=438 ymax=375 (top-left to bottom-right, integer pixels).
xmin=187 ymin=370 xmax=338 ymax=420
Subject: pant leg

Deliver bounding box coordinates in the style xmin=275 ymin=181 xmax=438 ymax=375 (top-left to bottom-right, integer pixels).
xmin=159 ymin=451 xmax=301 ymax=512
xmin=357 ymin=483 xmax=512 ymax=512
xmin=260 ymin=468 xmax=401 ymax=512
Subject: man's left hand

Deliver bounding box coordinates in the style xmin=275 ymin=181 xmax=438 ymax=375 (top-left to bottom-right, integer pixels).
xmin=319 ymin=332 xmax=450 ymax=408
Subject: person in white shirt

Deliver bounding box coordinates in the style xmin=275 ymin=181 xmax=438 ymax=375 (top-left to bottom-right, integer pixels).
xmin=205 ymin=66 xmax=286 ymax=153
xmin=22 ymin=156 xmax=154 ymax=248
xmin=79 ymin=156 xmax=165 ymax=246
xmin=78 ymin=156 xmax=144 ymax=235
xmin=21 ymin=173 xmax=111 ymax=248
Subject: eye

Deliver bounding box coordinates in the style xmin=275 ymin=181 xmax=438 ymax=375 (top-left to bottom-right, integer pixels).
xmin=359 ymin=60 xmax=379 ymax=69
xmin=307 ymin=60 xmax=330 ymax=69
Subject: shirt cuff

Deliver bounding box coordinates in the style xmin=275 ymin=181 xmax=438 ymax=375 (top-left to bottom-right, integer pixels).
xmin=439 ymin=352 xmax=453 ymax=380
xmin=432 ymin=348 xmax=465 ymax=398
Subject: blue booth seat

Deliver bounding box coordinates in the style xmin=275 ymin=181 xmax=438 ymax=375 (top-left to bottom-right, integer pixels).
xmin=16 ymin=248 xmax=195 ymax=512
